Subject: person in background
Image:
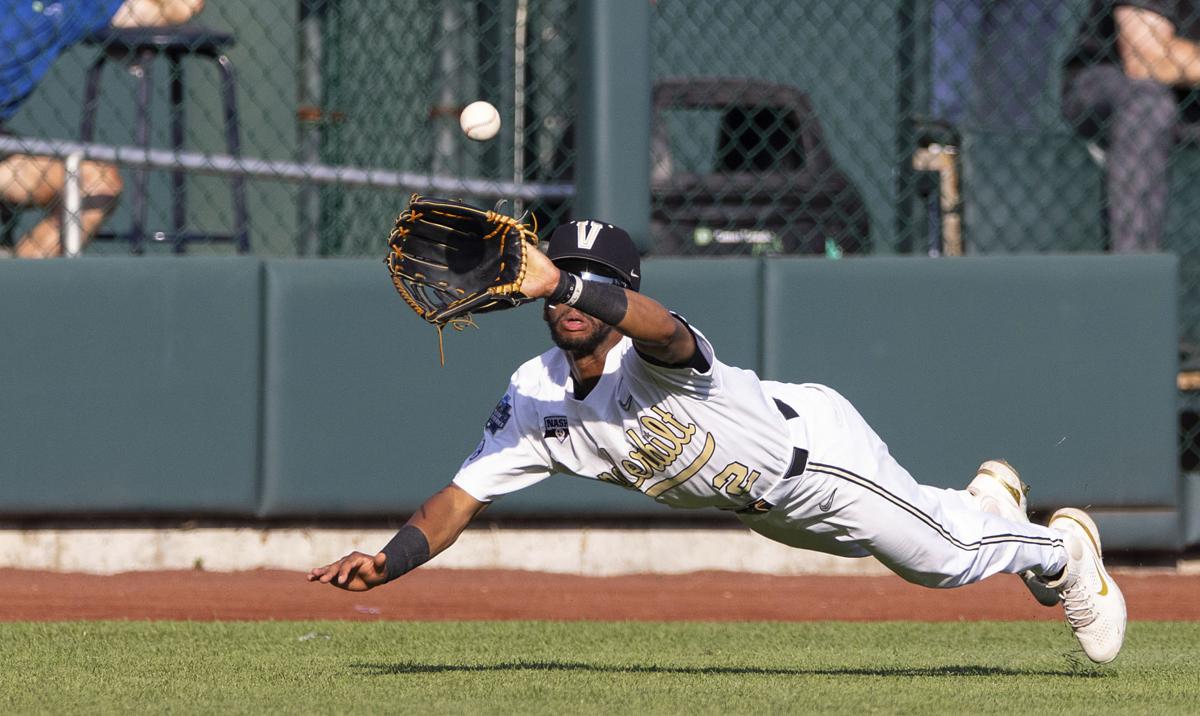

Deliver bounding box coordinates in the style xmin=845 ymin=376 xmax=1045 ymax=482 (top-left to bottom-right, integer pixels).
xmin=1063 ymin=0 xmax=1200 ymax=252
xmin=0 ymin=0 xmax=205 ymax=258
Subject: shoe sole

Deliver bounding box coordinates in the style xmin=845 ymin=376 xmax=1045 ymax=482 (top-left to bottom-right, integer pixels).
xmin=970 ymin=460 xmax=1060 ymax=607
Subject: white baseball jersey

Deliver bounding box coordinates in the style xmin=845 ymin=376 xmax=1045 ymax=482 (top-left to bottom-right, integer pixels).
xmin=452 ymin=319 xmax=805 ymax=511
xmin=452 ymin=316 xmax=1070 ymax=591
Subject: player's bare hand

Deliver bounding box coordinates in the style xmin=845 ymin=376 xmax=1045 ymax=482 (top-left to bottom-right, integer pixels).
xmin=307 ymin=551 xmax=388 ymax=591
xmin=520 ymin=241 xmax=560 ymax=299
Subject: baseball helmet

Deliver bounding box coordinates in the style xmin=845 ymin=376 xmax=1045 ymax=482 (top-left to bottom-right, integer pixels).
xmin=546 ymin=220 xmax=641 ymax=291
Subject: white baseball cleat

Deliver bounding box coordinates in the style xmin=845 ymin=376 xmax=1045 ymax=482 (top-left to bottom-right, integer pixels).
xmin=1044 ymin=508 xmax=1127 ymax=664
xmin=967 ymin=459 xmax=1061 ymax=606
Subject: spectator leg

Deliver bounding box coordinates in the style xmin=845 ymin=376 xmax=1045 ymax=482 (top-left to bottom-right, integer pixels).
xmin=0 ymin=155 xmax=122 ymax=258
xmin=1063 ymin=65 xmax=1177 ymax=252
xmin=1108 ymin=80 xmax=1176 ymax=252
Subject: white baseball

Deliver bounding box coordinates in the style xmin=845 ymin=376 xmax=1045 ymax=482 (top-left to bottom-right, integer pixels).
xmin=459 ymin=100 xmax=501 ymax=141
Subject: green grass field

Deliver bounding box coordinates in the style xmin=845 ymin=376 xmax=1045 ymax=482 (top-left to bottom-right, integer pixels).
xmin=2 ymin=621 xmax=1197 ymax=714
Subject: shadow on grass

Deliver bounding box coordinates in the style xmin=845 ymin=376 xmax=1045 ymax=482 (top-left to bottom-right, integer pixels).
xmin=351 ymin=661 xmax=1106 ymax=679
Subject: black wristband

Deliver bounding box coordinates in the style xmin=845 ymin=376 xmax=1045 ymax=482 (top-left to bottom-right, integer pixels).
xmin=548 ymin=269 xmax=579 ymax=306
xmin=546 ymin=268 xmax=629 ymax=325
xmin=567 ymin=279 xmax=628 ymax=326
xmin=380 ymin=524 xmax=431 ymax=583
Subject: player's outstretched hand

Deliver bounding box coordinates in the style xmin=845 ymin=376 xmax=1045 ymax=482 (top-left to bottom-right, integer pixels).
xmin=519 ymin=241 xmax=561 ymax=300
xmin=307 ymin=551 xmax=389 ymax=591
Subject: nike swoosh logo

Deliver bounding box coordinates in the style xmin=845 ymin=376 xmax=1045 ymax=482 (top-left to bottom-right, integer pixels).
xmin=1095 ymin=556 xmax=1109 ymax=596
xmin=818 ymin=488 xmax=837 ymax=512
xmin=619 ymin=394 xmax=633 ymax=411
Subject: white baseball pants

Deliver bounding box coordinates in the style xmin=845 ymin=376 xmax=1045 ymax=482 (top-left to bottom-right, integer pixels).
xmin=742 ymin=382 xmax=1069 ymax=588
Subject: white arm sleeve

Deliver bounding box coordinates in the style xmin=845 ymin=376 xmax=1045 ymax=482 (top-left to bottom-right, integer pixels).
xmin=451 ymin=384 xmax=554 ymax=503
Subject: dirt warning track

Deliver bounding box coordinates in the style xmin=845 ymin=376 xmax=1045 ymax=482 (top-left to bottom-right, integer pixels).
xmin=1 ymin=569 xmax=1196 ymax=621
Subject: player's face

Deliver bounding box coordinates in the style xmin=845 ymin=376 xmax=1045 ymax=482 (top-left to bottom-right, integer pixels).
xmin=543 ymin=302 xmax=614 ymax=355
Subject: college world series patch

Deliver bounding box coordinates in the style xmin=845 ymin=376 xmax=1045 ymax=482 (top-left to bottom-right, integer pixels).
xmin=544 ymin=415 xmax=569 ymax=442
xmin=486 ymin=394 xmax=513 ymax=435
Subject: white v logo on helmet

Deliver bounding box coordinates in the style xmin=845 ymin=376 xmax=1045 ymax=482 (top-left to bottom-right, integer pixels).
xmin=575 ymin=221 xmax=604 ymax=250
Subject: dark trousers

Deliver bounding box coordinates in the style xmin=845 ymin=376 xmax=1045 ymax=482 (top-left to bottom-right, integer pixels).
xmin=1062 ymin=64 xmax=1178 ymax=253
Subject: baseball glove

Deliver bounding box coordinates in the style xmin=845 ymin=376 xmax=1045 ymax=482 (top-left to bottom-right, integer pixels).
xmin=385 ymin=194 xmax=539 ymax=357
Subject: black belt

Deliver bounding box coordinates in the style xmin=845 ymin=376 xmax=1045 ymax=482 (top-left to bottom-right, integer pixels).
xmin=774 ymin=399 xmax=809 ymax=479
xmin=728 ymin=399 xmax=810 ymax=515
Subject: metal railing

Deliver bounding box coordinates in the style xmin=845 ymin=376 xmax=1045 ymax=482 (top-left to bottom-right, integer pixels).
xmin=0 ymin=135 xmax=574 ymax=257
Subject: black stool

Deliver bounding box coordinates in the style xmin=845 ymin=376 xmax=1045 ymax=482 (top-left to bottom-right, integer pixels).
xmin=80 ymin=26 xmax=249 ymax=253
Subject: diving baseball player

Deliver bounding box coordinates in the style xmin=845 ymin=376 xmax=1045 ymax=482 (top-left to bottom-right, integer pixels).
xmin=309 ymin=221 xmax=1127 ymax=664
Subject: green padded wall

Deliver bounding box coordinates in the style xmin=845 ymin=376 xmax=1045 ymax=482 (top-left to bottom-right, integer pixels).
xmin=257 ymin=258 xmax=569 ymax=516
xmin=644 ymin=258 xmax=762 ymax=373
xmin=0 ymin=258 xmax=261 ymax=513
xmin=0 ymin=255 xmax=1181 ymax=547
xmin=762 ymin=255 xmax=1178 ymax=523
xmin=257 ymin=257 xmax=761 ymax=517
xmin=1185 ymin=473 xmax=1200 ymax=546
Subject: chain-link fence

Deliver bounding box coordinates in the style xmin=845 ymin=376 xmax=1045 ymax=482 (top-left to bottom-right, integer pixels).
xmin=314 ymin=0 xmax=576 ymax=255
xmin=0 ymin=0 xmax=577 ymax=258
xmin=4 ymin=0 xmax=1200 ymax=466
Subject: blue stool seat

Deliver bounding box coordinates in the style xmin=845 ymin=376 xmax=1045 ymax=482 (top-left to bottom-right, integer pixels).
xmin=80 ymin=25 xmax=249 ymax=254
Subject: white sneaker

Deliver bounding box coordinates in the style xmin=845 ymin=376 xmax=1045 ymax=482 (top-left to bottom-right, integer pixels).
xmin=1045 ymin=508 xmax=1127 ymax=664
xmin=967 ymin=460 xmax=1060 ymax=606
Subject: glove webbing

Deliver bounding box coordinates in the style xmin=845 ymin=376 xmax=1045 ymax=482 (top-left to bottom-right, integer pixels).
xmin=386 ymin=206 xmax=538 ymax=365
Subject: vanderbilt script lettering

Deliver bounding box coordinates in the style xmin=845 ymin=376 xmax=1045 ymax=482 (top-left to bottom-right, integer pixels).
xmin=597 ymin=406 xmax=714 ymax=497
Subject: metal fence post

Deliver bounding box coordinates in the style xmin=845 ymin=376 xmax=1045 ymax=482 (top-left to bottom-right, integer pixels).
xmin=62 ymin=151 xmax=84 ymax=258
xmin=574 ymin=0 xmax=651 ymax=250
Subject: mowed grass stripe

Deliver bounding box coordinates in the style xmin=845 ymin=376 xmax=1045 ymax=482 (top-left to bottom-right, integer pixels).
xmin=1 ymin=621 xmax=1197 ymax=715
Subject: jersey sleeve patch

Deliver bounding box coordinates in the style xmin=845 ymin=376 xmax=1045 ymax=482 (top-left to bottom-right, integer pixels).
xmin=485 ymin=393 xmax=514 ymax=434
xmin=453 ymin=381 xmax=556 ymax=503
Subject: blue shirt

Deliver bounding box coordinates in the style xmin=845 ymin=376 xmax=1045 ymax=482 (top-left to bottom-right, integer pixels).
xmin=1 ymin=0 xmax=126 ymax=122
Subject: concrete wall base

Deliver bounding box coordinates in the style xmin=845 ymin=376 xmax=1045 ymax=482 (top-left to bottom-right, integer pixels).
xmin=6 ymin=527 xmax=1191 ymax=576
xmin=0 ymin=526 xmax=894 ymax=576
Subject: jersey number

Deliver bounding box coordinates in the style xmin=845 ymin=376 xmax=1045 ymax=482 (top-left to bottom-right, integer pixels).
xmin=712 ymin=461 xmax=761 ymax=497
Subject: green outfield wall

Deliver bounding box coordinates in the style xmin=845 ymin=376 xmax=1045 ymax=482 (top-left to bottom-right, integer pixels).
xmin=0 ymin=255 xmax=1186 ymax=550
